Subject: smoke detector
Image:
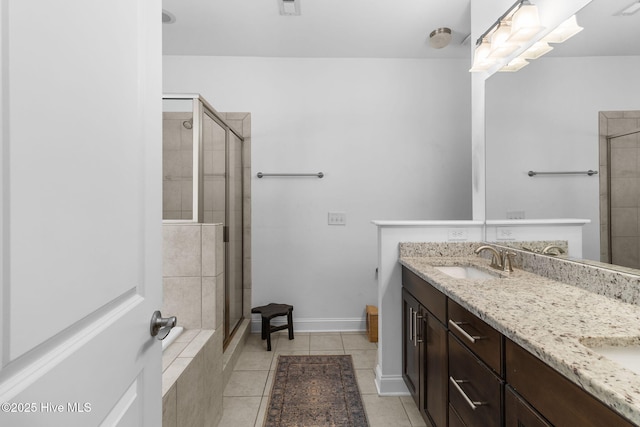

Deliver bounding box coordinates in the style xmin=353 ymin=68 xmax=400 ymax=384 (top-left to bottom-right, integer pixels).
xmin=279 ymin=0 xmax=301 ymax=16
xmin=429 ymin=27 xmax=452 ymax=49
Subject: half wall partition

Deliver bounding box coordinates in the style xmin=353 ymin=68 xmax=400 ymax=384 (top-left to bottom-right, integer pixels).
xmin=162 ymin=94 xmax=247 ymax=346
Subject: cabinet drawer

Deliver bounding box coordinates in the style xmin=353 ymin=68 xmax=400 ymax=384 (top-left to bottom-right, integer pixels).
xmin=402 ymin=267 xmax=446 ymax=323
xmin=506 ymin=339 xmax=636 ymax=427
xmin=448 ymin=299 xmax=503 ymax=374
xmin=505 ymin=385 xmax=551 ymax=427
xmin=448 ymin=404 xmax=466 ymax=427
xmin=449 ymin=334 xmax=503 ymax=427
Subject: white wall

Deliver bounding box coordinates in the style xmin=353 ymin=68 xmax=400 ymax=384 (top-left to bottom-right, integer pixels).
xmin=163 ymin=56 xmax=471 ymax=329
xmin=485 ymin=55 xmax=640 ymax=261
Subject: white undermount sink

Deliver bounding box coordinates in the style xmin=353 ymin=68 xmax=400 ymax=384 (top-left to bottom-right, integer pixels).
xmin=434 ymin=265 xmax=497 ymax=280
xmin=585 ymin=343 xmax=640 ymax=376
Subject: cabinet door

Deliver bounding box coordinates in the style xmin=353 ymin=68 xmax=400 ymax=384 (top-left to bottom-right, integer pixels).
xmin=402 ymin=289 xmax=421 ymax=404
xmin=423 ymin=314 xmax=448 ymax=427
xmin=505 ymin=386 xmax=551 ymax=427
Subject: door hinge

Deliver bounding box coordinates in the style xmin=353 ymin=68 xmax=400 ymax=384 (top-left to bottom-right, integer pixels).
xmin=223 ymin=225 xmax=229 ymax=243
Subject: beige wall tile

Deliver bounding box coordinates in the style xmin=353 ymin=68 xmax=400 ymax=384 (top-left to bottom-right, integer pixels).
xmin=202 ymin=276 xmax=217 ymax=329
xmin=163 ymin=225 xmax=202 ymax=277
xmin=162 ymin=384 xmax=177 ymax=427
xmin=163 ymin=277 xmax=202 ymax=330
xmin=204 ymin=331 xmax=224 ymax=427
xmin=202 ymin=225 xmax=219 ymax=277
xmin=177 ymin=353 xmax=205 ymax=427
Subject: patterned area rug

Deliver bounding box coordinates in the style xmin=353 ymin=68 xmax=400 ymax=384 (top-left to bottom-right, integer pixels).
xmin=264 ymin=355 xmax=370 ymax=427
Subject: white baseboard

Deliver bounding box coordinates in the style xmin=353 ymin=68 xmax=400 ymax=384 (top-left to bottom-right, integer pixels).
xmin=250 ymin=317 xmax=366 ymax=334
xmin=374 ymin=364 xmax=410 ymax=396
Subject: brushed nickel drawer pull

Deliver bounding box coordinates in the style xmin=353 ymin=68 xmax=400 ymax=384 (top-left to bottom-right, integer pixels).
xmin=449 ymin=320 xmax=484 ymax=344
xmin=409 ymin=307 xmax=414 ymax=345
xmin=449 ymin=376 xmax=487 ymax=410
xmin=416 ymin=314 xmax=424 ymax=343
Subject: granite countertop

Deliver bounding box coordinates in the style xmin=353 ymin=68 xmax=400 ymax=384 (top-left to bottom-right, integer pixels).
xmin=400 ymin=255 xmax=640 ymax=425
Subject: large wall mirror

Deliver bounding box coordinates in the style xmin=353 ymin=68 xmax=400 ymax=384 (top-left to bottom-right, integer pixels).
xmin=485 ymin=0 xmax=640 ymax=270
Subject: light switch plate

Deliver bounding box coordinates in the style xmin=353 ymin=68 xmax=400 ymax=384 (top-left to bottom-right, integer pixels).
xmin=328 ymin=212 xmax=346 ymax=225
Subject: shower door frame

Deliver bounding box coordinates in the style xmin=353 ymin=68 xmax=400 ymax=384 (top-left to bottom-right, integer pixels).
xmin=162 ymin=94 xmax=245 ymax=347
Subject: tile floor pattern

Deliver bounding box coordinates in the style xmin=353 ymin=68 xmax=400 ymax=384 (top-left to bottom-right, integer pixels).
xmin=218 ymin=332 xmax=426 ymax=427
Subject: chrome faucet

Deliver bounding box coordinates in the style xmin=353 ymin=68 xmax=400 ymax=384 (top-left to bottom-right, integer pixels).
xmin=542 ymin=245 xmax=565 ymax=256
xmin=474 ymin=245 xmax=517 ymax=272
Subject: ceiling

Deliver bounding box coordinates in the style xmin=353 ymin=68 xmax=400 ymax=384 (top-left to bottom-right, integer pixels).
xmin=162 ymin=0 xmax=472 ymax=58
xmin=161 ymin=0 xmax=639 ymax=59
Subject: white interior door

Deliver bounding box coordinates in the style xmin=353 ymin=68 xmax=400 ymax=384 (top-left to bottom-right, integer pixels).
xmin=0 ymin=1 xmax=163 ymax=426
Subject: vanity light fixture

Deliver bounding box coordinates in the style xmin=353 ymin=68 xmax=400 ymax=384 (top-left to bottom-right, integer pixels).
xmin=500 ymin=57 xmax=529 ymax=72
xmin=542 ymin=15 xmax=583 ymax=44
xmin=617 ymin=0 xmax=640 ymax=16
xmin=471 ymin=0 xmax=583 ymax=73
xmin=489 ymin=23 xmax=520 ymax=58
xmin=507 ymin=2 xmax=544 ymax=42
xmin=470 ymin=0 xmax=540 ymax=73
xmin=469 ymin=38 xmax=496 ymax=72
xmin=519 ymin=41 xmax=553 ymax=59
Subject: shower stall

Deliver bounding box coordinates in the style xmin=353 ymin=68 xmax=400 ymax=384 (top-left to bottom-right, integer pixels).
xmin=162 ymin=94 xmax=247 ymax=346
xmin=600 ymin=111 xmax=640 ymax=268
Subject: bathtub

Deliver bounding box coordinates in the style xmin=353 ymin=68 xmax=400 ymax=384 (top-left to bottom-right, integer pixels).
xmin=162 ymin=326 xmax=184 ymax=351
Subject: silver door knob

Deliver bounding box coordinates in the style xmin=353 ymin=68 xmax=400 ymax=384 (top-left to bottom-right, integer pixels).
xmin=150 ymin=310 xmax=177 ymax=340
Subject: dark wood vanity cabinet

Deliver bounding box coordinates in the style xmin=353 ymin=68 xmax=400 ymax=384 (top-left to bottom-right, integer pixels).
xmin=402 ymin=268 xmax=448 ymax=427
xmin=401 ymin=266 xmax=637 ymax=427
xmin=505 ymin=385 xmax=552 ymax=427
xmin=506 ymin=339 xmax=636 ymax=427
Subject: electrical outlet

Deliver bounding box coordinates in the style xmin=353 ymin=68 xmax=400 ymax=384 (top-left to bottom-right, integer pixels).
xmin=507 ymin=210 xmax=525 ymax=220
xmin=328 ymin=211 xmax=346 ymax=225
xmin=496 ymin=227 xmax=516 ymax=240
xmin=448 ymin=228 xmax=468 ymax=241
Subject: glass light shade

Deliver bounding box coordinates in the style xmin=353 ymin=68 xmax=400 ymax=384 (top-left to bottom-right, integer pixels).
xmin=520 ymin=41 xmax=553 ymax=59
xmin=542 ymin=15 xmax=583 ymax=43
xmin=489 ymin=23 xmax=519 ymax=58
xmin=469 ymin=40 xmax=496 ymax=72
xmin=507 ymin=4 xmax=544 ymax=43
xmin=499 ymin=57 xmax=529 ymax=72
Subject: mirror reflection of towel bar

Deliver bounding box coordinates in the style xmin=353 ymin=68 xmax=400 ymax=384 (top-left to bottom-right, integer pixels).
xmin=528 ymin=170 xmax=598 ymax=177
xmin=257 ymin=172 xmax=324 ymax=178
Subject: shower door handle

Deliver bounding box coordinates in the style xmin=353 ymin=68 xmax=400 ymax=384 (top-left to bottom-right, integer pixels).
xmin=150 ymin=310 xmax=177 ymax=340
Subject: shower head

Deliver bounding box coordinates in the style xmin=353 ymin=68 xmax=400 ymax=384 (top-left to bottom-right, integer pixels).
xmin=183 ymin=118 xmax=193 ymax=129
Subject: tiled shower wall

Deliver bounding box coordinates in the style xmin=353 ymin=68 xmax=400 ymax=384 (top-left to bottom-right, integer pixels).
xmin=600 ymin=111 xmax=640 ymax=268
xmin=163 ymin=112 xmax=194 ymax=220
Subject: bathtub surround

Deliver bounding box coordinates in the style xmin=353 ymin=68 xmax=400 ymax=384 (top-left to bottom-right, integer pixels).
xmin=162 ymin=223 xmax=225 ymax=426
xmin=163 ymin=224 xmax=223 ymax=330
xmin=162 ymin=329 xmax=223 ymax=427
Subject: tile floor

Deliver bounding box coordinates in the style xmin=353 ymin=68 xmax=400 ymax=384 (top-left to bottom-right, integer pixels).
xmin=218 ymin=331 xmax=426 ymax=427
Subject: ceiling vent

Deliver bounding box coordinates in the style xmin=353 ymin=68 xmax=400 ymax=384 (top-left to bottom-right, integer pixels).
xmin=279 ymin=0 xmax=301 ymax=16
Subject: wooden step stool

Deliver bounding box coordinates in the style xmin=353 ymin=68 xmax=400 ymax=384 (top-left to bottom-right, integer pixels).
xmin=251 ymin=303 xmax=294 ymax=351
